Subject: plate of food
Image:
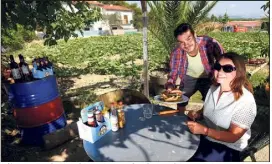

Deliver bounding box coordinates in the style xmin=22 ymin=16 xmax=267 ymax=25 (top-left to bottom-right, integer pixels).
xmin=154 ymin=90 xmax=189 ymax=104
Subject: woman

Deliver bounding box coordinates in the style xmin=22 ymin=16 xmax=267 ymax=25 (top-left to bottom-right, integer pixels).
xmin=186 ymin=52 xmax=257 ymax=162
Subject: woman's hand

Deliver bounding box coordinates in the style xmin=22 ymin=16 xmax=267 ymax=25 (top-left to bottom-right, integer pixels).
xmin=187 ymin=110 xmax=202 ymax=121
xmin=187 ymin=121 xmax=208 ymax=135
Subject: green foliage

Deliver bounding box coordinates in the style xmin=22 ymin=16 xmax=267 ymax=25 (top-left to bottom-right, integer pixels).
xmin=127 ymin=3 xmax=143 ymax=30
xmin=218 ymin=12 xmax=229 ymax=25
xmin=1 ymin=24 xmax=36 ymax=50
xmin=147 ymin=1 xmax=218 ymax=55
xmin=249 ymin=67 xmax=269 ymax=106
xmin=97 ymin=1 xmax=127 ymax=6
xmin=250 ymin=70 xmax=268 ymax=88
xmin=207 ymin=32 xmax=269 ymax=59
xmin=261 ymin=1 xmax=270 ymax=34
xmin=261 ymin=1 xmax=270 ymax=17
xmin=2 ymin=1 xmax=102 ymax=46
xmin=4 ymin=32 xmax=269 ymax=78
xmin=210 ymin=14 xmax=218 ymax=22
xmin=102 ymin=13 xmax=122 ymax=26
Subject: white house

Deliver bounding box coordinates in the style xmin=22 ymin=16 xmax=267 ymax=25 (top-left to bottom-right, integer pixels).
xmin=88 ymin=1 xmax=134 ymax=31
xmin=47 ymin=1 xmax=136 ymax=38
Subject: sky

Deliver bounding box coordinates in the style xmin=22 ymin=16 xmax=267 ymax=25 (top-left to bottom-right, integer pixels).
xmin=126 ymin=1 xmax=267 ymax=18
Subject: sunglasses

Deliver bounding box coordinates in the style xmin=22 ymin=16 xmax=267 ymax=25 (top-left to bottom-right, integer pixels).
xmin=214 ymin=63 xmax=236 ymax=73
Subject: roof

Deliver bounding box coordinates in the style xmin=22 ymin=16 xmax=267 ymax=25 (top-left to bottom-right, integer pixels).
xmin=86 ymin=1 xmax=104 ymax=7
xmin=226 ymin=21 xmax=262 ymax=27
xmin=87 ymin=1 xmax=132 ymax=11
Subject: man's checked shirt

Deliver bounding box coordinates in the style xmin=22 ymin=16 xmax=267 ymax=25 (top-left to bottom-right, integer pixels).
xmin=166 ymin=36 xmax=225 ymax=88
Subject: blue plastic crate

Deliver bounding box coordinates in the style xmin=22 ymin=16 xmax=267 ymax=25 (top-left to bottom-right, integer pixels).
xmin=32 ymin=67 xmax=54 ymax=79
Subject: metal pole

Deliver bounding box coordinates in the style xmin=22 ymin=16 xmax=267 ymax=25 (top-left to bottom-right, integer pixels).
xmin=141 ymin=1 xmax=149 ymax=98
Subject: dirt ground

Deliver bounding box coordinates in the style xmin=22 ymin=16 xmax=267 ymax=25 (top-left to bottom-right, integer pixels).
xmin=1 ymin=65 xmax=269 ymax=162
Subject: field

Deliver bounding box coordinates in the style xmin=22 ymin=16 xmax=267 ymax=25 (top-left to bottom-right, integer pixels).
xmin=3 ymin=32 xmax=269 ymax=78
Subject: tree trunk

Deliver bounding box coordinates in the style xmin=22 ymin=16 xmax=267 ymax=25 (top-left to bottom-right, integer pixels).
xmin=141 ymin=1 xmax=149 ymax=98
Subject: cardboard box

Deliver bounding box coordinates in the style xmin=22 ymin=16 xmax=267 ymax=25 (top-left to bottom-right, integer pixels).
xmin=77 ymin=101 xmax=112 ymax=143
xmin=77 ymin=118 xmax=111 ymax=143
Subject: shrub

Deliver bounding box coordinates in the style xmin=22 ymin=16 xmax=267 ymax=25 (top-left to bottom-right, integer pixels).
xmin=1 ymin=24 xmax=37 ymax=51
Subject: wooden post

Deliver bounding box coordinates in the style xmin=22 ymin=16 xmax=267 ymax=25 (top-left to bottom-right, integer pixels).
xmin=141 ymin=1 xmax=149 ymax=98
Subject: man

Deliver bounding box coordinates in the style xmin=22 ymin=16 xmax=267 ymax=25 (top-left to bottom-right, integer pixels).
xmin=165 ymin=23 xmax=224 ymax=108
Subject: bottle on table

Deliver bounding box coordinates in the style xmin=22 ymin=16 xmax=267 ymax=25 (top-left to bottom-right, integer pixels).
xmin=102 ymin=106 xmax=110 ymax=119
xmin=117 ymin=101 xmax=125 ymax=128
xmin=18 ymin=54 xmax=32 ymax=82
xmin=87 ymin=110 xmax=98 ymax=127
xmin=109 ymin=102 xmax=117 ymax=116
xmin=9 ymin=55 xmax=22 ymax=83
xmin=110 ymin=108 xmax=119 ymax=132
xmin=95 ymin=110 xmax=105 ymax=125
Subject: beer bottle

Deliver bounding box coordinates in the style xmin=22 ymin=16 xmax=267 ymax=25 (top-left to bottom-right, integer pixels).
xmin=117 ymin=101 xmax=125 ymax=128
xmin=39 ymin=58 xmax=47 ymax=70
xmin=110 ymin=109 xmax=119 ymax=132
xmin=9 ymin=55 xmax=22 ymax=83
xmin=18 ymin=54 xmax=32 ymax=82
xmin=110 ymin=102 xmax=115 ymax=114
xmin=36 ymin=58 xmax=43 ymax=71
xmin=87 ymin=110 xmax=98 ymax=127
xmin=32 ymin=57 xmax=37 ymax=68
xmin=95 ymin=110 xmax=105 ymax=125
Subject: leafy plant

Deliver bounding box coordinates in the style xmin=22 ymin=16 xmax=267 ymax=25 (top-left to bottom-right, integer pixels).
xmin=1 ymin=24 xmax=36 ymax=51
xmin=2 ymin=1 xmax=102 ymax=46
xmin=4 ymin=32 xmax=269 ymax=78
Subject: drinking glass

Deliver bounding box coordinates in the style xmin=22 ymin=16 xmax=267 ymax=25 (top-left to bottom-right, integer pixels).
xmin=143 ymin=104 xmax=153 ymax=119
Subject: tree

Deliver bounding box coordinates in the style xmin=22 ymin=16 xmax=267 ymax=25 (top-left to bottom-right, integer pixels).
xmin=103 ymin=13 xmax=122 ymax=26
xmin=210 ymin=14 xmax=217 ymax=22
xmin=261 ymin=1 xmax=269 ymax=17
xmin=1 ymin=1 xmax=102 ymax=46
xmin=221 ymin=12 xmax=229 ymax=25
xmin=97 ymin=1 xmax=127 ymax=6
xmin=127 ymin=3 xmax=143 ymax=30
xmin=147 ymin=1 xmax=218 ymax=56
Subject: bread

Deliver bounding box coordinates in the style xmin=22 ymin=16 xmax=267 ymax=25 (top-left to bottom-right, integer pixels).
xmin=160 ymin=90 xmax=183 ymax=102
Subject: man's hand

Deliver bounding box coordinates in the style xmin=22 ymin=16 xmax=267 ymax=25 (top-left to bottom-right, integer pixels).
xmin=165 ymin=83 xmax=175 ymax=92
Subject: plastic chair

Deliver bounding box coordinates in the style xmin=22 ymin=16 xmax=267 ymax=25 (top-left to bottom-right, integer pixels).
xmin=240 ymin=105 xmax=270 ymax=161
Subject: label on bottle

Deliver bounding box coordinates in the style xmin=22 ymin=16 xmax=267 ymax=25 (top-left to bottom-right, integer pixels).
xmin=21 ymin=65 xmax=29 ymax=74
xmin=11 ymin=68 xmax=21 ymax=79
xmin=111 ymin=115 xmax=119 ymax=132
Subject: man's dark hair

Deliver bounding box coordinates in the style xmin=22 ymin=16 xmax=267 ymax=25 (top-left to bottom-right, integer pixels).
xmin=174 ymin=23 xmax=195 ymax=38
